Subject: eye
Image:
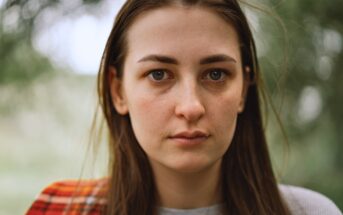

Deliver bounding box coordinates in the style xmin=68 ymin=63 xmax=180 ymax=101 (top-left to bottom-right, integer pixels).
xmin=204 ymin=69 xmax=228 ymax=81
xmin=147 ymin=69 xmax=171 ymax=81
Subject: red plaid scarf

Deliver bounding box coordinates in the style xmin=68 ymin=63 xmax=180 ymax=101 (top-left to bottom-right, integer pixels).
xmin=26 ymin=179 xmax=108 ymax=215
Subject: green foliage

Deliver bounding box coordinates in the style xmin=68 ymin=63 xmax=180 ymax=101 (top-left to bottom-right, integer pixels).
xmin=83 ymin=0 xmax=103 ymax=4
xmin=0 ymin=33 xmax=53 ymax=85
xmin=257 ymin=0 xmax=343 ymax=210
xmin=0 ymin=0 xmax=55 ymax=85
xmin=0 ymin=0 xmax=105 ymax=86
xmin=0 ymin=0 xmax=342 ymax=212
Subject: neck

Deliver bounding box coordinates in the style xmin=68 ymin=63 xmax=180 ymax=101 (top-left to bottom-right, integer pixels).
xmin=152 ymin=161 xmax=223 ymax=209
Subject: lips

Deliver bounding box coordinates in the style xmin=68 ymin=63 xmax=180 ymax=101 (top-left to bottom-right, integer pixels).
xmin=169 ymin=130 xmax=209 ymax=146
xmin=171 ymin=130 xmax=209 ymax=139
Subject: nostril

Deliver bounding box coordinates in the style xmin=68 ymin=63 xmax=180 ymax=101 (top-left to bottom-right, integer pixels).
xmin=174 ymin=100 xmax=205 ymax=122
xmin=174 ymin=82 xmax=205 ymax=121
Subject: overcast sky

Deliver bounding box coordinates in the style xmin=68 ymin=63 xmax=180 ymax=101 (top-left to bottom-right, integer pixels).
xmin=32 ymin=0 xmax=125 ymax=75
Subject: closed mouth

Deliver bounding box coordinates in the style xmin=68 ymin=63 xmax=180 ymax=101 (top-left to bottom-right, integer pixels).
xmin=170 ymin=130 xmax=209 ymax=139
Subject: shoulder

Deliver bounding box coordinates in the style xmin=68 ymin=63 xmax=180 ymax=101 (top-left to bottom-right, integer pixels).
xmin=279 ymin=184 xmax=342 ymax=215
xmin=26 ymin=178 xmax=108 ymax=215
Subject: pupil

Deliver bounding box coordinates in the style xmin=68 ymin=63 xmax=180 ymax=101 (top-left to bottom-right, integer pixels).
xmin=210 ymin=70 xmax=221 ymax=80
xmin=152 ymin=71 xmax=164 ymax=80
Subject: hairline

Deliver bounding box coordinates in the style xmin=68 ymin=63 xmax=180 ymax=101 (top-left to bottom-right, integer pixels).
xmin=117 ymin=2 xmax=244 ymax=77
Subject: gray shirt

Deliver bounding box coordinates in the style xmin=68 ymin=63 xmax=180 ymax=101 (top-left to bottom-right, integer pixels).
xmin=158 ymin=185 xmax=342 ymax=215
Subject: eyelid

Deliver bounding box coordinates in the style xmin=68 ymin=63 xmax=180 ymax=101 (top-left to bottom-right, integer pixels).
xmin=146 ymin=68 xmax=174 ymax=81
xmin=202 ymin=68 xmax=230 ymax=81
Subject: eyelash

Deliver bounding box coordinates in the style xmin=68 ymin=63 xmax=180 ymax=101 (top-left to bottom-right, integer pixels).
xmin=203 ymin=68 xmax=230 ymax=82
xmin=145 ymin=68 xmax=230 ymax=82
xmin=147 ymin=69 xmax=173 ymax=82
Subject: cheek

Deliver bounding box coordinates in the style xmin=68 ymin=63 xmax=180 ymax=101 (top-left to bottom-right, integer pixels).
xmin=210 ymin=93 xmax=242 ymax=142
xmin=125 ymin=91 xmax=172 ymax=144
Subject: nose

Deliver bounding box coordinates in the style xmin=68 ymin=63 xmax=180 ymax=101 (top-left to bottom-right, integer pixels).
xmin=174 ymin=81 xmax=205 ymax=122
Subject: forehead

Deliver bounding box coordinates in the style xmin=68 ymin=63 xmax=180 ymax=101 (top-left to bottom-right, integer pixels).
xmin=125 ymin=5 xmax=241 ymax=63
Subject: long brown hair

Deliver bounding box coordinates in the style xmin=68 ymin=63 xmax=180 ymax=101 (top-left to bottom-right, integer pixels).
xmin=96 ymin=0 xmax=290 ymax=214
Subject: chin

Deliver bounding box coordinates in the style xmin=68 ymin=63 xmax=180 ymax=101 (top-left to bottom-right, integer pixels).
xmin=166 ymin=157 xmax=221 ymax=174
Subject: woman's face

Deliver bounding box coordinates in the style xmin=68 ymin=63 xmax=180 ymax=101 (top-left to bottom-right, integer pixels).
xmin=111 ymin=6 xmax=246 ymax=174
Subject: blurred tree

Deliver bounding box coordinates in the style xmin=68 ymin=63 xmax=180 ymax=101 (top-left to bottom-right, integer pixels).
xmin=255 ymin=0 xmax=343 ymax=209
xmin=0 ymin=0 xmax=342 ymax=212
xmin=0 ymin=0 xmax=103 ymax=86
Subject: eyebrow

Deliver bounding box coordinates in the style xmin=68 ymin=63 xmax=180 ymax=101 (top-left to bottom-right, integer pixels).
xmin=138 ymin=54 xmax=237 ymax=65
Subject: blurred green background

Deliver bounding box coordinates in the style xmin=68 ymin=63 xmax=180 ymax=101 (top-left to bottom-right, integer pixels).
xmin=0 ymin=0 xmax=342 ymax=214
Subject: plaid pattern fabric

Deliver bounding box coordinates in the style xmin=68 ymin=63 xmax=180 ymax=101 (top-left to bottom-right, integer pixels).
xmin=26 ymin=179 xmax=108 ymax=215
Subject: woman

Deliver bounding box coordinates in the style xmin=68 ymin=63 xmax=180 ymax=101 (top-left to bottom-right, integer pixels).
xmin=27 ymin=0 xmax=342 ymax=214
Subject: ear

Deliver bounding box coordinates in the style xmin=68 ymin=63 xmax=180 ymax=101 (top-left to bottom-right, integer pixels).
xmin=109 ymin=66 xmax=128 ymax=115
xmin=238 ymin=66 xmax=251 ymax=113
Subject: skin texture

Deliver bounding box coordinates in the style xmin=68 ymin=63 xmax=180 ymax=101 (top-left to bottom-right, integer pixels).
xmin=110 ymin=5 xmax=248 ymax=208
